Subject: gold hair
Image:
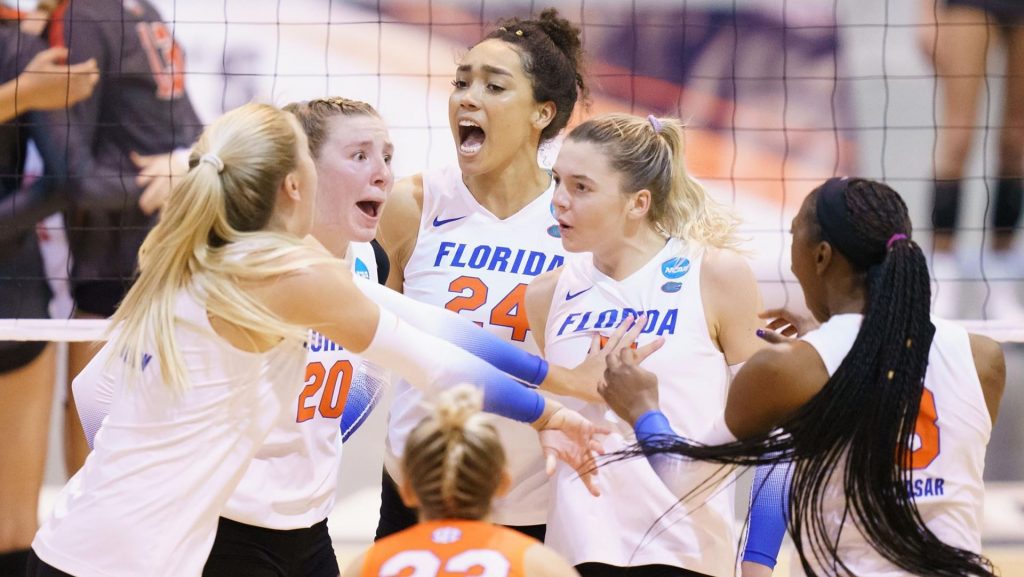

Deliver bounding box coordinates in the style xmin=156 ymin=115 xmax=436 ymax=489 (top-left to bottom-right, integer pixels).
xmin=109 ymin=103 xmax=331 ymax=390
xmin=283 ymin=97 xmax=380 ymax=160
xmin=402 ymin=385 xmax=506 ymax=520
xmin=569 ymin=113 xmax=741 ymax=249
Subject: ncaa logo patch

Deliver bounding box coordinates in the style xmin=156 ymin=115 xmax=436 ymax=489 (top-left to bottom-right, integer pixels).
xmin=547 ymin=224 xmax=561 ymax=238
xmin=661 ymin=281 xmax=682 ymax=293
xmin=354 ymin=258 xmax=371 ymax=280
xmin=661 ymin=257 xmax=690 ymax=279
xmin=431 ymin=526 xmax=463 ymax=545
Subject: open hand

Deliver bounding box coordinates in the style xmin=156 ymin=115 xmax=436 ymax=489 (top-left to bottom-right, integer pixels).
xmin=133 ymin=150 xmax=189 ymax=214
xmin=533 ymin=403 xmax=608 ymax=496
xmin=757 ymin=307 xmax=819 ymax=343
xmin=18 ymin=47 xmax=98 ymax=112
xmin=555 ymin=314 xmax=664 ymax=402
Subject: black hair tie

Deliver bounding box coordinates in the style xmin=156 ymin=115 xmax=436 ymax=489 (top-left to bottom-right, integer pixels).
xmin=816 ymin=177 xmax=889 ymax=269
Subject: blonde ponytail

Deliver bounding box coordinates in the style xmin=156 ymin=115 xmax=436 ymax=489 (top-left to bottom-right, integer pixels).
xmin=653 ymin=119 xmax=741 ymax=249
xmin=402 ymin=385 xmax=507 ymax=521
xmin=567 ymin=113 xmax=741 ymax=249
xmin=110 ymin=103 xmax=332 ymax=390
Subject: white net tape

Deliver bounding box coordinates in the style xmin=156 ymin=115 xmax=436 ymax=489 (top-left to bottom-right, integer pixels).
xmin=0 ymin=317 xmax=1020 ymax=344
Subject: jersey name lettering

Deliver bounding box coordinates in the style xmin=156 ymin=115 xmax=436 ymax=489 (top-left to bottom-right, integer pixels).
xmin=556 ymin=308 xmax=679 ymax=337
xmin=434 ymin=241 xmax=563 ymax=276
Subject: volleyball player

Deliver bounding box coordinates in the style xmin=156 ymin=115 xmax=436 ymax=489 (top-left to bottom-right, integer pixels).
xmin=68 ymin=96 xmax=391 ymax=577
xmin=0 ymin=15 xmax=95 ymax=577
xmin=198 ymin=98 xmax=392 ymax=577
xmin=46 ymin=0 xmax=204 ymax=474
xmin=376 ymin=7 xmax=587 ymax=541
xmin=344 ymin=385 xmax=579 ymax=577
xmin=920 ymin=0 xmax=1024 ymax=319
xmin=73 ymin=97 xmax=393 ymax=577
xmin=601 ymin=177 xmax=1006 ymax=576
xmin=524 ymin=113 xmax=766 ymax=577
xmin=30 ymin=103 xmax=619 ymax=577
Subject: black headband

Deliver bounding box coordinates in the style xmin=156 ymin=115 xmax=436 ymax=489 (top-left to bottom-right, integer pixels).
xmin=815 ymin=178 xmax=887 ymax=269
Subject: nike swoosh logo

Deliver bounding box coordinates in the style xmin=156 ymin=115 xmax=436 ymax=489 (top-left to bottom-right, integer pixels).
xmin=565 ymin=287 xmax=593 ymax=301
xmin=432 ymin=215 xmax=467 ymax=227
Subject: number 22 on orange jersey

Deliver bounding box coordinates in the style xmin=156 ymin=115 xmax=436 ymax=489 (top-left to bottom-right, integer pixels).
xmin=379 ymin=549 xmax=510 ymax=577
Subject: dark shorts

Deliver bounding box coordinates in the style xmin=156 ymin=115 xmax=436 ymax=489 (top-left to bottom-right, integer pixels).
xmin=576 ymin=562 xmax=713 ymax=577
xmin=0 ymin=231 xmax=51 ymax=373
xmin=946 ymin=0 xmax=1024 ymax=25
xmin=66 ymin=208 xmax=152 ymax=317
xmin=26 ymin=550 xmax=75 ymax=577
xmin=376 ymin=469 xmax=546 ymax=542
xmin=203 ymin=517 xmax=338 ymax=577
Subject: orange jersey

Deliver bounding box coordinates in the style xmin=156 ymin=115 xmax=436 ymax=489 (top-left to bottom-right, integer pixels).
xmin=361 ymin=519 xmax=537 ymax=577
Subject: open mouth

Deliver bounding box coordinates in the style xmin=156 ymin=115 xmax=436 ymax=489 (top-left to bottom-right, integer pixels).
xmin=458 ymin=120 xmax=486 ymax=155
xmin=356 ymin=200 xmax=382 ymax=219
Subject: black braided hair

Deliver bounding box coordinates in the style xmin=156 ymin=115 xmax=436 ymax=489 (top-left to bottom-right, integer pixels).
xmin=622 ymin=179 xmax=995 ymax=576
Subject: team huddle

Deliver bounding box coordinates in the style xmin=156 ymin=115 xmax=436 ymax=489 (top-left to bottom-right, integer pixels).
xmin=8 ymin=5 xmax=1008 ymax=577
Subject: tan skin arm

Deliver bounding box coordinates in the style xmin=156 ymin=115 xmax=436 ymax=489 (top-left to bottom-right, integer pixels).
xmin=740 ymin=561 xmax=775 ymax=577
xmin=376 ymin=174 xmax=424 ymax=292
xmin=524 ymin=267 xmax=563 ymax=358
xmin=702 ymin=247 xmax=768 ymax=365
xmin=0 ymin=47 xmax=98 ymax=123
xmin=969 ymin=333 xmax=1006 ymax=426
xmin=524 ymin=543 xmax=582 ymax=577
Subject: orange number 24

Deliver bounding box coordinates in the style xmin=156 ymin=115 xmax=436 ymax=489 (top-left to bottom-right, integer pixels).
xmin=445 ymin=276 xmax=530 ymax=342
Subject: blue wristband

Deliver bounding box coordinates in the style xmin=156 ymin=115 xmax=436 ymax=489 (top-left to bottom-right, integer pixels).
xmin=634 ymin=409 xmax=677 ymax=445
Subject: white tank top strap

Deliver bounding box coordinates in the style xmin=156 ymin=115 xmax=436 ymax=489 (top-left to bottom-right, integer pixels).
xmin=800 ymin=313 xmax=862 ymax=376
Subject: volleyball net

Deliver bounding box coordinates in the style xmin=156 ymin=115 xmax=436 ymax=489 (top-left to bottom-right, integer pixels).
xmin=1 ymin=0 xmax=1022 ymax=344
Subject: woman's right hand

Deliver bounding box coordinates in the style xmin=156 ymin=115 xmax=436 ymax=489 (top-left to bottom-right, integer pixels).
xmin=542 ymin=314 xmax=664 ymax=402
xmin=757 ymin=307 xmax=819 ymax=342
xmin=600 ymin=345 xmax=660 ymax=427
xmin=18 ymin=47 xmax=98 ymax=111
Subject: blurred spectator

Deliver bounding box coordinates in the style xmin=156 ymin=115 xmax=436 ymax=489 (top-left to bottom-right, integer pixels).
xmin=0 ymin=5 xmax=95 ymax=577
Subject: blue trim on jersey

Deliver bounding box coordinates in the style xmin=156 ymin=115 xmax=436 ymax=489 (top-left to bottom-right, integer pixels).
xmin=340 ymin=372 xmax=386 ymax=442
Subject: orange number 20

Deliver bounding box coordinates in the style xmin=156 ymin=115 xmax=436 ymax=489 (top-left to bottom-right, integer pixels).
xmin=296 ymin=360 xmax=354 ymax=422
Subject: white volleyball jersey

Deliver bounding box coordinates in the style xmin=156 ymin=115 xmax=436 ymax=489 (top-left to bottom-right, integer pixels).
xmin=386 ymin=164 xmax=567 ymax=526
xmin=33 ymin=290 xmax=307 ymax=577
xmin=224 ymin=242 xmax=387 ymax=529
xmin=543 ymin=238 xmax=737 ymax=575
xmin=795 ymin=314 xmax=990 ymax=576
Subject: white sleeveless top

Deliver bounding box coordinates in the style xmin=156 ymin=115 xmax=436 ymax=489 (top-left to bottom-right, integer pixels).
xmin=543 ymin=238 xmax=737 ymax=575
xmin=33 ymin=290 xmax=307 ymax=577
xmin=385 ymin=164 xmax=567 ymax=526
xmin=223 ymin=242 xmax=386 ymax=529
xmin=796 ymin=314 xmax=990 ymax=576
